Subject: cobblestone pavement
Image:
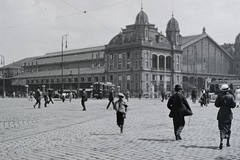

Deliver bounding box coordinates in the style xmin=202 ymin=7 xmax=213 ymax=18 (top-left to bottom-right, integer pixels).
xmin=0 ymin=97 xmax=240 ymax=160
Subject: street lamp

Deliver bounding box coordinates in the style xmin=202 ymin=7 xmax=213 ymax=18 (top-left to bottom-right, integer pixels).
xmin=49 ymin=72 xmax=52 ymax=89
xmin=69 ymin=70 xmax=73 ymax=90
xmin=0 ymin=54 xmax=5 ymax=98
xmin=61 ymin=34 xmax=69 ymax=93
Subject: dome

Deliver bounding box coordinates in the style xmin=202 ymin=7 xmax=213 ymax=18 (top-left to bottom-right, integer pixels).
xmin=235 ymin=33 xmax=240 ymax=44
xmin=135 ymin=10 xmax=149 ymax=25
xmin=166 ymin=17 xmax=180 ymax=32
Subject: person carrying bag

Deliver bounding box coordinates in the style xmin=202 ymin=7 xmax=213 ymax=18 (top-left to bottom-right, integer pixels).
xmin=167 ymin=84 xmax=193 ymax=140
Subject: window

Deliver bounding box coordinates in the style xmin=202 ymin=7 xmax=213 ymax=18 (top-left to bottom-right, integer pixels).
xmin=110 ymin=75 xmax=113 ymax=81
xmin=127 ymin=83 xmax=130 ymax=90
xmin=127 ymin=75 xmax=131 ymax=81
xmin=88 ymin=77 xmax=91 ymax=82
xmin=110 ymin=61 xmax=113 ymax=70
xmin=31 ymin=80 xmax=34 ymax=83
xmin=57 ymin=79 xmax=60 ymax=83
xmin=135 ymin=83 xmax=138 ymax=91
xmin=152 ymin=75 xmax=156 ymax=81
xmin=74 ymin=78 xmax=78 ymax=82
xmin=63 ymin=78 xmax=66 ymax=82
xmin=118 ymin=61 xmax=122 ymax=69
xmin=118 ymin=75 xmax=122 ymax=81
xmin=135 ymin=74 xmax=138 ymax=81
xmin=176 ymin=55 xmax=180 ymax=71
xmin=159 ymin=75 xmax=163 ymax=81
xmin=109 ymin=54 xmax=113 ymax=60
xmin=152 ymin=55 xmax=157 ymax=69
xmin=145 ymin=52 xmax=149 ymax=68
xmin=41 ymin=79 xmax=44 ymax=83
xmin=46 ymin=79 xmax=49 ymax=83
xmin=118 ymin=53 xmax=122 ymax=60
xmin=81 ymin=77 xmax=85 ymax=82
xmin=135 ymin=60 xmax=138 ymax=68
xmin=146 ymin=83 xmax=149 ymax=92
xmin=159 ymin=55 xmax=165 ymax=70
xmin=95 ymin=77 xmax=99 ymax=82
xmin=127 ymin=61 xmax=130 ymax=69
xmin=166 ymin=56 xmax=172 ymax=71
xmin=146 ymin=74 xmax=148 ymax=81
xmin=127 ymin=52 xmax=130 ymax=59
xmin=102 ymin=77 xmax=105 ymax=82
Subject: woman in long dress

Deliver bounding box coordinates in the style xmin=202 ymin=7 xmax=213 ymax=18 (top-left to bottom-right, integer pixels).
xmin=234 ymin=86 xmax=240 ymax=107
xmin=215 ymin=84 xmax=236 ymax=149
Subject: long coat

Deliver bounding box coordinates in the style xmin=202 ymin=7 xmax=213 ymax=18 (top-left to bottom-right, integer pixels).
xmin=167 ymin=92 xmax=192 ymax=118
xmin=215 ymin=92 xmax=236 ymax=122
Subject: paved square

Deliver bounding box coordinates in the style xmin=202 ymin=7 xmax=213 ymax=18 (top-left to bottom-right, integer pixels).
xmin=0 ymin=97 xmax=240 ymax=159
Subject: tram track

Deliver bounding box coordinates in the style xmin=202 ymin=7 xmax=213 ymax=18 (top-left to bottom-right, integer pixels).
xmin=0 ymin=101 xmax=149 ymax=143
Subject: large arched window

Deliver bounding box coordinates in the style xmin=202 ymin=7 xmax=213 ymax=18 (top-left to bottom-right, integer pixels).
xmin=152 ymin=55 xmax=157 ymax=70
xmin=166 ymin=56 xmax=172 ymax=71
xmin=159 ymin=55 xmax=165 ymax=70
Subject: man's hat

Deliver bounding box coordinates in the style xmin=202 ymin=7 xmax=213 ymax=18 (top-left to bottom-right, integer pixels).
xmin=175 ymin=84 xmax=182 ymax=90
xmin=220 ymin=84 xmax=229 ymax=91
xmin=118 ymin=93 xmax=124 ymax=98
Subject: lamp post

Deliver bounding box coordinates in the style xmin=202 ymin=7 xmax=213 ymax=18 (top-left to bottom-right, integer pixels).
xmin=61 ymin=34 xmax=69 ymax=93
xmin=69 ymin=70 xmax=73 ymax=90
xmin=0 ymin=54 xmax=5 ymax=98
xmin=49 ymin=72 xmax=52 ymax=89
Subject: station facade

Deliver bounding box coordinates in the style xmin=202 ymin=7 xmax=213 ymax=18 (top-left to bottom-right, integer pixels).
xmin=0 ymin=9 xmax=238 ymax=97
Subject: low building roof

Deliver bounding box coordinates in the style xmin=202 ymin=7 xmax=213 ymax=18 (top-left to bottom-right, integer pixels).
xmin=12 ymin=67 xmax=105 ymax=79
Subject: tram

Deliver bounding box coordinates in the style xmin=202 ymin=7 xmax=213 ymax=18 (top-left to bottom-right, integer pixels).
xmin=92 ymin=82 xmax=115 ymax=99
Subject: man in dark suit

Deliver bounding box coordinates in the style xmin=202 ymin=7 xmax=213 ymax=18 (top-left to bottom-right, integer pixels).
xmin=167 ymin=84 xmax=192 ymax=140
xmin=81 ymin=89 xmax=88 ymax=111
xmin=106 ymin=87 xmax=115 ymax=109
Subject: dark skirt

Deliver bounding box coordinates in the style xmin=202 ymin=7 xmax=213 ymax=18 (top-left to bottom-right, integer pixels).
xmin=218 ymin=120 xmax=232 ymax=139
xmin=116 ymin=112 xmax=124 ymax=126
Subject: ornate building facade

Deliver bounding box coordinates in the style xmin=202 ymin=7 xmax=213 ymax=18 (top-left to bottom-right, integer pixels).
xmin=0 ymin=8 xmax=238 ymax=97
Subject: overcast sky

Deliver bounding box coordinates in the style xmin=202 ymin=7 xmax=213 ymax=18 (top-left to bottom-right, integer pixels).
xmin=0 ymin=0 xmax=240 ymax=65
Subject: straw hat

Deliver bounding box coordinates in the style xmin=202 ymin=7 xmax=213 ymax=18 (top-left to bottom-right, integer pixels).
xmin=220 ymin=84 xmax=229 ymax=91
xmin=118 ymin=93 xmax=124 ymax=98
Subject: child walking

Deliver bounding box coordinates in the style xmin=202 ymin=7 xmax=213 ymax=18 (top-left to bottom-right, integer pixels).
xmin=114 ymin=93 xmax=128 ymax=133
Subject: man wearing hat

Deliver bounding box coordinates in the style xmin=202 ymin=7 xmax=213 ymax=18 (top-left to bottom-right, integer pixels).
xmin=106 ymin=87 xmax=115 ymax=109
xmin=167 ymin=84 xmax=192 ymax=140
xmin=81 ymin=89 xmax=88 ymax=111
xmin=114 ymin=93 xmax=128 ymax=133
xmin=215 ymin=84 xmax=236 ymax=149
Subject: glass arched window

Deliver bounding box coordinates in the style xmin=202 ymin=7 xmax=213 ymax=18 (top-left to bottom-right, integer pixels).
xmin=159 ymin=55 xmax=165 ymax=70
xmin=166 ymin=56 xmax=172 ymax=71
xmin=152 ymin=55 xmax=157 ymax=70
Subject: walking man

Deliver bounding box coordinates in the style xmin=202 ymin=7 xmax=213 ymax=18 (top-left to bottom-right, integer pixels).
xmin=167 ymin=84 xmax=192 ymax=140
xmin=106 ymin=87 xmax=115 ymax=109
xmin=81 ymin=89 xmax=88 ymax=111
xmin=33 ymin=87 xmax=41 ymax=109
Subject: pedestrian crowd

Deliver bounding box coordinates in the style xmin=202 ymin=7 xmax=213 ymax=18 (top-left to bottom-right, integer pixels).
xmin=30 ymin=83 xmax=238 ymax=149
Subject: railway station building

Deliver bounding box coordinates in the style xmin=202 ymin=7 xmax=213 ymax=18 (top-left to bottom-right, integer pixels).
xmin=0 ymin=9 xmax=238 ymax=97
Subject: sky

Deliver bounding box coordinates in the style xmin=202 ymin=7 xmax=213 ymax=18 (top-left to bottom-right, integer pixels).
xmin=0 ymin=0 xmax=240 ymax=65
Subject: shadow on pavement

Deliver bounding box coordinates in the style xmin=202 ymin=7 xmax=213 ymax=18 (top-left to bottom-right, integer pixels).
xmin=180 ymin=145 xmax=219 ymax=150
xmin=91 ymin=133 xmax=120 ymax=136
xmin=138 ymin=138 xmax=175 ymax=142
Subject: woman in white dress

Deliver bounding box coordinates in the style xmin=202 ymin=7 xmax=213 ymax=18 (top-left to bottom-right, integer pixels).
xmin=234 ymin=86 xmax=240 ymax=108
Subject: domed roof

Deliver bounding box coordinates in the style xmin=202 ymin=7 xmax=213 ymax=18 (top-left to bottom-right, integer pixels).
xmin=135 ymin=10 xmax=149 ymax=25
xmin=166 ymin=17 xmax=180 ymax=32
xmin=235 ymin=33 xmax=240 ymax=43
